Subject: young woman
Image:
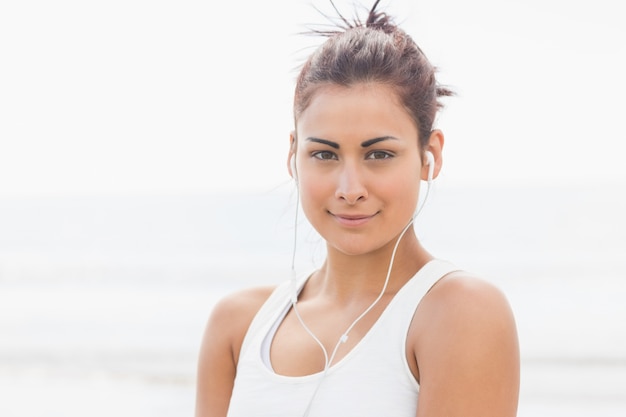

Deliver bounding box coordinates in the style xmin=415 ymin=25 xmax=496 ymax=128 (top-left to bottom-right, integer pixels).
xmin=195 ymin=2 xmax=520 ymax=416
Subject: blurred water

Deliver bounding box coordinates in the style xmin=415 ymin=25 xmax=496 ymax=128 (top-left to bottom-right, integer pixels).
xmin=0 ymin=184 xmax=625 ymax=416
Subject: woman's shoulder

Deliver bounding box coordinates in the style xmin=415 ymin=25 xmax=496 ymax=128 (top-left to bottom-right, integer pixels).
xmin=431 ymin=270 xmax=510 ymax=305
xmin=410 ymin=271 xmax=520 ymax=415
xmin=417 ymin=270 xmax=516 ymax=335
xmin=201 ymin=285 xmax=278 ymax=366
xmin=209 ymin=285 xmax=278 ymax=333
xmin=195 ymin=285 xmax=279 ymax=415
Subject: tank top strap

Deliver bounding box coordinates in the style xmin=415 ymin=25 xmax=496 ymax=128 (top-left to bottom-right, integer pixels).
xmin=401 ymin=258 xmax=460 ymax=299
xmin=375 ymin=259 xmax=461 ymax=345
xmin=238 ymin=272 xmax=310 ymax=361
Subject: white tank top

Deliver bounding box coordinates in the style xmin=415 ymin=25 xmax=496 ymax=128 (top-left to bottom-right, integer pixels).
xmin=226 ymin=259 xmax=459 ymax=417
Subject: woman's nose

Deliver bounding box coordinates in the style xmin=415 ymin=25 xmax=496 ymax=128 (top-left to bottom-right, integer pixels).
xmin=334 ymin=163 xmax=368 ymax=204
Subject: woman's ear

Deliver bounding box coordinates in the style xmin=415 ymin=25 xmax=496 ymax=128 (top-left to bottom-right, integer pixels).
xmin=287 ymin=132 xmax=297 ymax=179
xmin=421 ymin=129 xmax=444 ymax=181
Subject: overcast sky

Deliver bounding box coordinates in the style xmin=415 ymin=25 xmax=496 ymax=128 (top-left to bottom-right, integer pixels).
xmin=1 ymin=0 xmax=624 ymax=197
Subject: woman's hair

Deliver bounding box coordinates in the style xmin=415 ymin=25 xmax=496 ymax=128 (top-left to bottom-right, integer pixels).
xmin=293 ymin=0 xmax=453 ymax=149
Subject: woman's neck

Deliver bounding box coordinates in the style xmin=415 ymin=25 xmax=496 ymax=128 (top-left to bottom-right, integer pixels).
xmin=308 ymin=232 xmax=433 ymax=303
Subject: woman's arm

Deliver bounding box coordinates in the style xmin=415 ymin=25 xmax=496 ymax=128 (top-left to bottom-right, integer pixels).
xmin=195 ymin=286 xmax=275 ymax=417
xmin=412 ymin=273 xmax=520 ymax=417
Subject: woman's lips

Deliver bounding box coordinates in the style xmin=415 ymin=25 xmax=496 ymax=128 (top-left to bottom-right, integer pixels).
xmin=331 ymin=212 xmax=378 ymax=227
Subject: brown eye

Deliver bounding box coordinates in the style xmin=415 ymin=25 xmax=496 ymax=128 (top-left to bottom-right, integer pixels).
xmin=312 ymin=151 xmax=338 ymax=160
xmin=366 ymin=150 xmax=393 ymax=160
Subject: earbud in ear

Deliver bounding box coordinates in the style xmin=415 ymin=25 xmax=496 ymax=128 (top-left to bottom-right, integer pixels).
xmin=289 ymin=155 xmax=298 ymax=181
xmin=424 ymin=151 xmax=435 ymax=183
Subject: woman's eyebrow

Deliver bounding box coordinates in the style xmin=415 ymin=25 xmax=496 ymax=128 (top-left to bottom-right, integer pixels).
xmin=305 ymin=137 xmax=340 ymax=149
xmin=305 ymin=136 xmax=397 ymax=149
xmin=361 ymin=136 xmax=397 ymax=147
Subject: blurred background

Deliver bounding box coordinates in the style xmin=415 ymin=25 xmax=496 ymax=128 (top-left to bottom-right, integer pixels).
xmin=1 ymin=1 xmax=625 ymax=416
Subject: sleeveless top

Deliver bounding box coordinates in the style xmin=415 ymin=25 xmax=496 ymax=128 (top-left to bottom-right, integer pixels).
xmin=226 ymin=259 xmax=459 ymax=417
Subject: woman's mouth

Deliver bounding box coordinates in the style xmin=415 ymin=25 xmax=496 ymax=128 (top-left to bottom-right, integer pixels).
xmin=331 ymin=212 xmax=378 ymax=227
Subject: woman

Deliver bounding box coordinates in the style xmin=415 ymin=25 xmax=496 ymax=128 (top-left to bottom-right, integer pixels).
xmin=195 ymin=2 xmax=520 ymax=416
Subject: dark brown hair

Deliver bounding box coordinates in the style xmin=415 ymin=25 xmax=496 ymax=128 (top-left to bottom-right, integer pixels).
xmin=293 ymin=0 xmax=453 ymax=149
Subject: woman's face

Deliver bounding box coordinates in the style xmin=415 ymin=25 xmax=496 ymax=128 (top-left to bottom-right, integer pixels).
xmin=292 ymin=83 xmax=426 ymax=257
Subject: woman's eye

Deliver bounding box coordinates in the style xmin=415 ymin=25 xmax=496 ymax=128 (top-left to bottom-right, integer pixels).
xmin=367 ymin=150 xmax=393 ymax=160
xmin=312 ymin=151 xmax=337 ymax=160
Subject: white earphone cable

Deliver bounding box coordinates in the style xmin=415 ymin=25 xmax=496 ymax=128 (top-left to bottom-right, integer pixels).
xmin=290 ymin=175 xmax=432 ymax=416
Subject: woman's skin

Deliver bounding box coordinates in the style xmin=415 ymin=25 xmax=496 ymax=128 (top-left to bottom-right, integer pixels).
xmin=195 ymin=82 xmax=520 ymax=417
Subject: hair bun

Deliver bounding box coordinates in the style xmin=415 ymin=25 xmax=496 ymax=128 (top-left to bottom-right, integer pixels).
xmin=365 ymin=0 xmax=395 ymax=33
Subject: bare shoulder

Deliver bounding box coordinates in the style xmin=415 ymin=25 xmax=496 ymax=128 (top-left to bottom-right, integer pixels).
xmin=211 ymin=285 xmax=277 ymax=317
xmin=414 ymin=271 xmax=519 ymax=356
xmin=411 ymin=271 xmax=520 ymax=417
xmin=195 ymin=285 xmax=276 ymax=417
xmin=420 ymin=271 xmax=516 ymax=322
xmin=206 ymin=285 xmax=277 ymax=354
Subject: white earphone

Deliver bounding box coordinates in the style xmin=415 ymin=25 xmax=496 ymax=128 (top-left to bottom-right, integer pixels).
xmin=425 ymin=150 xmax=434 ymax=184
xmin=290 ymin=154 xmax=297 ymax=182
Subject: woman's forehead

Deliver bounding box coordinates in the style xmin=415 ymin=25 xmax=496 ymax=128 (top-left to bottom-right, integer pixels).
xmin=296 ymin=83 xmax=418 ymax=140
